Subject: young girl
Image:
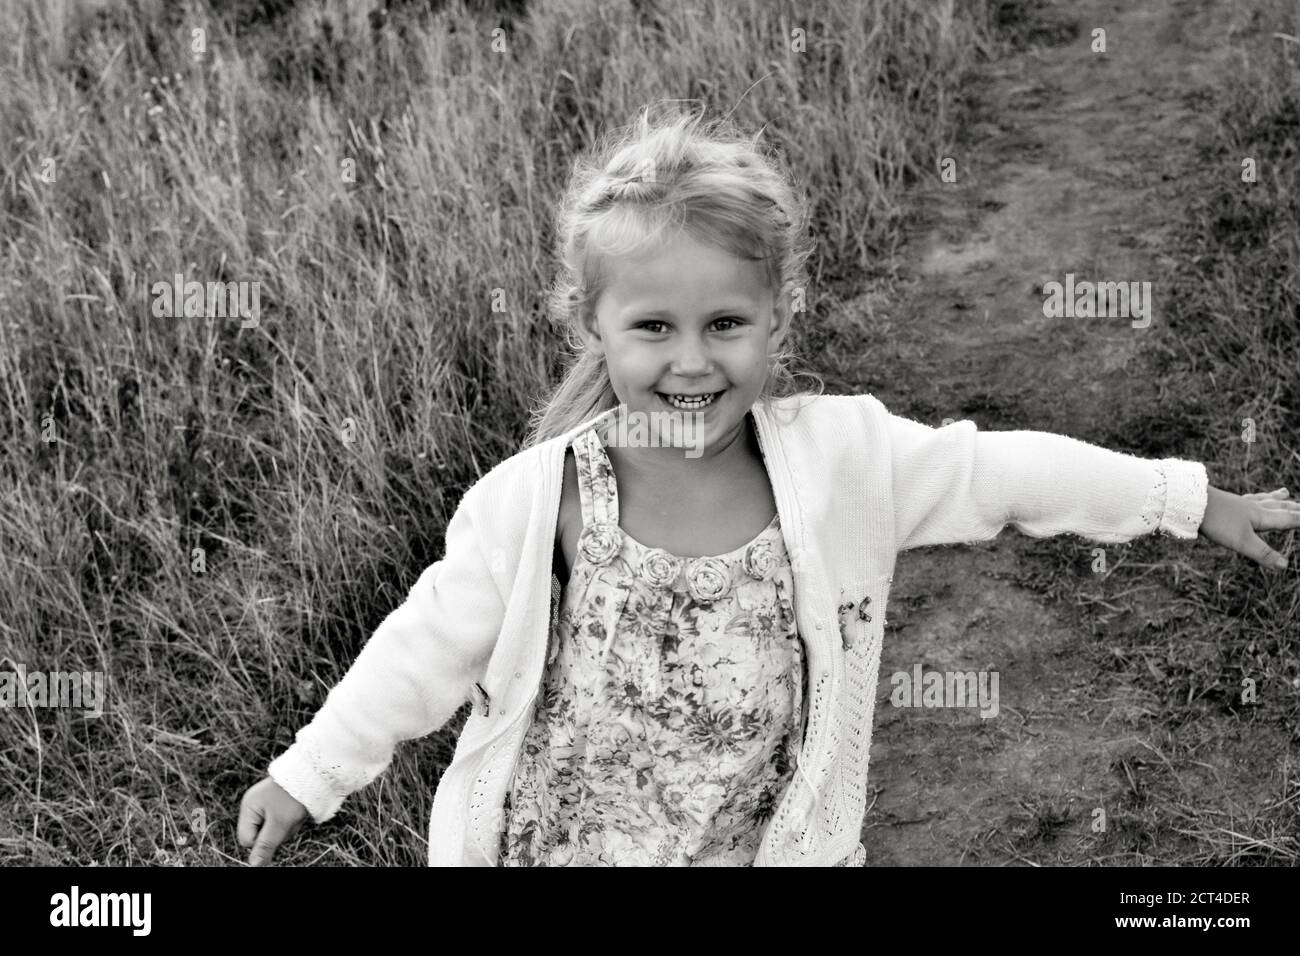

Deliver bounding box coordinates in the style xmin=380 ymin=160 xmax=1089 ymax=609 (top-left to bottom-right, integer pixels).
xmin=237 ymin=107 xmax=1297 ymax=867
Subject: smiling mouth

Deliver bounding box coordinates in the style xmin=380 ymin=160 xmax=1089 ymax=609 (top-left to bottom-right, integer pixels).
xmin=657 ymin=391 xmax=723 ymax=410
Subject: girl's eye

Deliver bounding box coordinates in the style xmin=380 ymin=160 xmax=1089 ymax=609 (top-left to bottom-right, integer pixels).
xmin=638 ymin=318 xmax=743 ymax=333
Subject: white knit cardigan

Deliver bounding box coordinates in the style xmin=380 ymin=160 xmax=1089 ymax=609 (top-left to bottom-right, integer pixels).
xmin=268 ymin=392 xmax=1208 ymax=866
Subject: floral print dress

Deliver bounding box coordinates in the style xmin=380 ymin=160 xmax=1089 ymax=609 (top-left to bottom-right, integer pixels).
xmin=499 ymin=419 xmax=808 ymax=866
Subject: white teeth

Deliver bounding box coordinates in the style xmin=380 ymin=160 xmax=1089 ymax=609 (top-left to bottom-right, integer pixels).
xmin=664 ymin=392 xmax=718 ymax=410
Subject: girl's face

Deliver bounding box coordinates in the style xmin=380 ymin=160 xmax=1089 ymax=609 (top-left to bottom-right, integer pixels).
xmin=578 ymin=231 xmax=791 ymax=459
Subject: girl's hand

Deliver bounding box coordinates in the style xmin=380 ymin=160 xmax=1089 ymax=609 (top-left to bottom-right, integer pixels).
xmin=237 ymin=776 xmax=309 ymax=866
xmin=1197 ymin=486 xmax=1297 ymax=571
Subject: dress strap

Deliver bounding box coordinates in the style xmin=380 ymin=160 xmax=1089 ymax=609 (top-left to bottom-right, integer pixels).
xmin=572 ymin=425 xmax=620 ymax=529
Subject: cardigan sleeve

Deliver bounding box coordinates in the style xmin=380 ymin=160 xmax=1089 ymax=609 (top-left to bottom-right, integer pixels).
xmin=267 ymin=479 xmax=505 ymax=823
xmin=880 ymin=404 xmax=1208 ymax=553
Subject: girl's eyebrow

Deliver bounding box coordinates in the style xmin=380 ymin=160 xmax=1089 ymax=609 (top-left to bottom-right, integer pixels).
xmin=624 ymin=306 xmax=754 ymax=321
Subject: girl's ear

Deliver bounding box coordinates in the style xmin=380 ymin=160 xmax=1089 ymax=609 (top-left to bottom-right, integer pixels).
xmin=577 ymin=309 xmax=605 ymax=357
xmin=767 ymin=286 xmax=794 ymax=352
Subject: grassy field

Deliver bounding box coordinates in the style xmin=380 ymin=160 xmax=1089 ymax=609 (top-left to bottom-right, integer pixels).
xmin=0 ymin=0 xmax=1009 ymax=865
xmin=3 ymin=0 xmax=1295 ymax=868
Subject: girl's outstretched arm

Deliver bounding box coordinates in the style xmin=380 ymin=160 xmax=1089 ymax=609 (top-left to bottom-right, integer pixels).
xmin=264 ymin=479 xmax=505 ymax=825
xmin=882 ymin=407 xmax=1209 ymax=550
xmin=882 ymin=405 xmax=1297 ymax=570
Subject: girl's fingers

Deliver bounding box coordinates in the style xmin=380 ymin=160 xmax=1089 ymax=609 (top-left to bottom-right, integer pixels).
xmin=237 ymin=799 xmax=264 ymax=848
xmin=1242 ymin=488 xmax=1288 ymax=500
xmin=1242 ymin=530 xmax=1290 ymax=570
xmin=248 ymin=816 xmax=292 ymax=866
xmin=1255 ymin=503 xmax=1300 ymax=527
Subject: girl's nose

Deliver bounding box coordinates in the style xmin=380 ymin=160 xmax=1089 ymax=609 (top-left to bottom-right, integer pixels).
xmin=670 ymin=335 xmax=713 ymax=375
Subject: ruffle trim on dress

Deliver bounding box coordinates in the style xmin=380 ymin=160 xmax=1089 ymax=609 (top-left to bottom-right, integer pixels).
xmin=575 ymin=518 xmax=784 ymax=603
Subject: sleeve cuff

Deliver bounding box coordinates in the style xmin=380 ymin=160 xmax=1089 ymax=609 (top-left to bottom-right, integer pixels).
xmin=1156 ymin=459 xmax=1208 ymax=540
xmin=268 ymin=744 xmax=347 ymax=825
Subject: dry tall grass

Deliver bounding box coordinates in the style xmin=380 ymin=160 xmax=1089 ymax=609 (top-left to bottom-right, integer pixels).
xmin=0 ymin=0 xmax=1002 ymax=864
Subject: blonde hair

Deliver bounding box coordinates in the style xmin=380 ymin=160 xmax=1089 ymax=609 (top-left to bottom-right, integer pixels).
xmin=522 ymin=103 xmax=823 ymax=448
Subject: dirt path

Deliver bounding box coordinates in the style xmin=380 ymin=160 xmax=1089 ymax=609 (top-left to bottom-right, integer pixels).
xmin=852 ymin=0 xmax=1236 ymax=864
